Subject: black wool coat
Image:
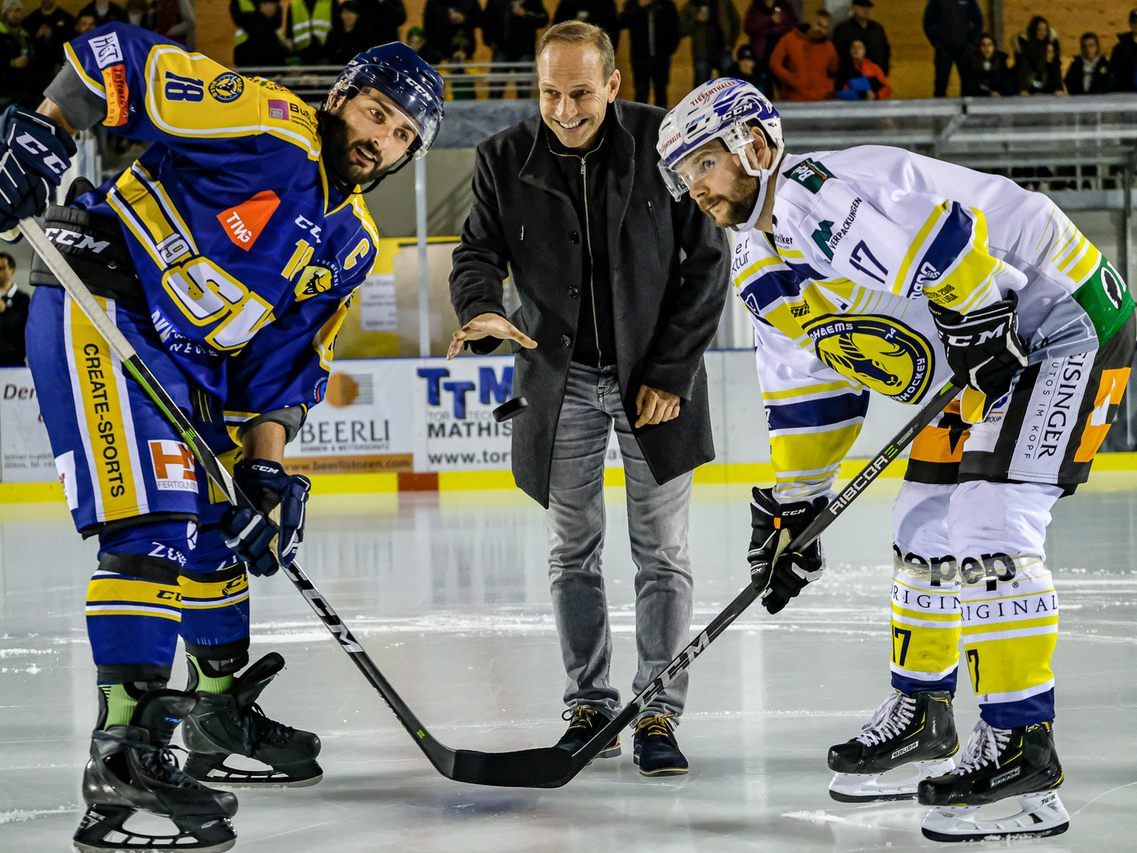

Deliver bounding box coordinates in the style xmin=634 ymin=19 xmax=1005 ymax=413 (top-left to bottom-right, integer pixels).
xmin=449 ymin=100 xmax=730 ymax=507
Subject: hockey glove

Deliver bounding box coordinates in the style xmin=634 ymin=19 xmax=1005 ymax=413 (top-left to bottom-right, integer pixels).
xmin=222 ymin=459 xmax=311 ymax=577
xmin=0 ymin=105 xmax=76 ymax=237
xmin=928 ymin=292 xmax=1028 ymax=423
xmin=748 ymin=487 xmax=828 ymax=614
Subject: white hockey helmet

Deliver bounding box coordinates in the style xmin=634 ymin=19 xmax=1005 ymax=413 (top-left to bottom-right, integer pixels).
xmin=657 ymin=78 xmax=783 ymax=201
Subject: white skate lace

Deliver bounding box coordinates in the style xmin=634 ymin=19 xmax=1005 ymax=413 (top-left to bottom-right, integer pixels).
xmin=949 ymin=721 xmax=1012 ymax=775
xmin=855 ymin=691 xmax=916 ymax=747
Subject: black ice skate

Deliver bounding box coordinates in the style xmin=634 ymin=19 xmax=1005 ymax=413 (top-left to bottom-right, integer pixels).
xmin=73 ymin=690 xmax=238 ymax=853
xmin=828 ymin=690 xmax=958 ymax=802
xmin=182 ymin=653 xmax=322 ymax=787
xmin=918 ymin=720 xmax=1068 ymax=842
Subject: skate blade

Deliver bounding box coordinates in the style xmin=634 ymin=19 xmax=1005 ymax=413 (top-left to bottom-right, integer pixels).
xmin=73 ymin=807 xmax=236 ymax=853
xmin=921 ymin=790 xmax=1070 ymax=842
xmin=830 ymin=757 xmax=957 ymax=803
xmin=195 ymin=770 xmax=324 ymax=789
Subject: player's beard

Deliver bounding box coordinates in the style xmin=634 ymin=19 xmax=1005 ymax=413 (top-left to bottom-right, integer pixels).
xmin=699 ymin=174 xmax=761 ymax=228
xmin=318 ymin=110 xmax=385 ymax=192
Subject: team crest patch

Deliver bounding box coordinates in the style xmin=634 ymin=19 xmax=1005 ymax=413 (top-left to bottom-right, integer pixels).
xmin=209 ymin=72 xmax=245 ymax=103
xmin=784 ymin=158 xmax=834 ymax=194
xmin=148 ymin=440 xmax=198 ymax=493
xmin=295 ymin=264 xmax=334 ymax=300
xmin=805 ymin=315 xmax=933 ymax=403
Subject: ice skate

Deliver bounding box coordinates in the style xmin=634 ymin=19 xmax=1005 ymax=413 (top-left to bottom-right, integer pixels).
xmin=182 ymin=653 xmax=322 ymax=787
xmin=918 ymin=719 xmax=1068 ymax=842
xmin=828 ymin=690 xmax=958 ymax=802
xmin=73 ymin=690 xmax=238 ymax=853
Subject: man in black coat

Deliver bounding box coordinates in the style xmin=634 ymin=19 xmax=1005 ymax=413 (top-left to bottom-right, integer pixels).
xmin=448 ymin=21 xmax=728 ymax=778
xmin=1110 ymin=9 xmax=1137 ymax=93
xmin=0 ymin=252 xmax=30 ymax=367
xmin=483 ymin=0 xmax=549 ymax=98
xmin=923 ymin=0 xmax=982 ymax=97
xmin=1065 ymin=32 xmax=1113 ymax=95
xmin=833 ymin=0 xmax=889 ymax=75
xmin=620 ymin=0 xmax=680 ymax=107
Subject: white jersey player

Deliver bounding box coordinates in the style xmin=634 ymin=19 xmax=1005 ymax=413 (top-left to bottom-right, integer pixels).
xmin=657 ymin=78 xmax=1135 ymax=843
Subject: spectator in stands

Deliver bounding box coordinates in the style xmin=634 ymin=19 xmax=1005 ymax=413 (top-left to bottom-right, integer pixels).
xmin=1110 ymin=9 xmax=1137 ymax=92
xmin=0 ymin=252 xmax=29 ymax=368
xmin=125 ymin=0 xmax=156 ymax=28
xmin=448 ymin=31 xmax=478 ymax=98
xmin=1014 ymin=16 xmax=1061 ymax=96
xmin=325 ymin=0 xmax=370 ymax=64
xmin=726 ymin=43 xmax=771 ymax=95
xmin=923 ymin=0 xmax=982 ymax=97
xmin=78 ymin=0 xmax=127 ymax=26
xmin=1065 ymin=32 xmax=1113 ymax=95
xmin=769 ymin=8 xmax=837 ymax=102
xmin=678 ymin=0 xmax=739 ymax=87
xmin=621 ymin=0 xmax=679 ymax=106
xmin=154 ymin=0 xmax=194 ymax=47
xmin=553 ymin=0 xmax=619 ymax=50
xmin=286 ymin=0 xmax=333 ymax=62
xmin=342 ymin=0 xmax=405 ymax=46
xmin=75 ymin=10 xmax=97 ymax=33
xmin=424 ymin=0 xmax=483 ymax=59
xmin=483 ymin=0 xmax=548 ymax=98
xmin=407 ymin=24 xmax=444 ymax=64
xmin=232 ymin=0 xmax=289 ymax=67
xmin=833 ymin=0 xmax=888 ymax=74
xmin=964 ymin=32 xmax=1012 ymax=96
xmin=743 ymin=0 xmax=795 ymax=72
xmin=0 ymin=0 xmax=36 ymax=109
xmin=836 ymin=37 xmax=890 ymax=100
xmin=24 ymin=0 xmax=74 ymax=92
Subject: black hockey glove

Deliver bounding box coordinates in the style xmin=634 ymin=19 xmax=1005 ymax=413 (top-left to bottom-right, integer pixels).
xmin=748 ymin=487 xmax=828 ymax=614
xmin=0 ymin=105 xmax=76 ymax=237
xmin=222 ymin=459 xmax=311 ymax=577
xmin=928 ymin=292 xmax=1028 ymax=423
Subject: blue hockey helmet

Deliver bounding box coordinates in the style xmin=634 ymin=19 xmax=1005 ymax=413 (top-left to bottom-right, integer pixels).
xmin=326 ymin=42 xmax=445 ymax=161
xmin=657 ymin=78 xmax=783 ymax=201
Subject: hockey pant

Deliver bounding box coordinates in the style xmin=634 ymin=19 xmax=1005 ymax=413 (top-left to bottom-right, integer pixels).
xmin=26 ymin=286 xmax=251 ymax=684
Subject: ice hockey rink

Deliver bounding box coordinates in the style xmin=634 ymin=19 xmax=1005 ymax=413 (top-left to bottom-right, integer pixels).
xmin=2 ymin=474 xmax=1136 ymax=852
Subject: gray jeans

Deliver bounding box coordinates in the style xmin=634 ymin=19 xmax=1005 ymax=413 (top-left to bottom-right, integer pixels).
xmin=547 ymin=362 xmax=694 ymax=722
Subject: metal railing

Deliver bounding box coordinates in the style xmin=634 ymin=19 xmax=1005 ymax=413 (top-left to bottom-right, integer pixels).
xmin=236 ymin=62 xmax=538 ymax=100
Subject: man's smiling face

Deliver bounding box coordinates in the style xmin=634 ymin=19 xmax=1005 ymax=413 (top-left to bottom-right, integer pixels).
xmin=537 ymin=42 xmax=620 ymax=150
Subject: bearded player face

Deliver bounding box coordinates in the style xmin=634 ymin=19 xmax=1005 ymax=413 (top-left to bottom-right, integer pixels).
xmin=324 ymin=88 xmax=419 ymax=186
xmin=677 ymin=134 xmax=772 ymax=228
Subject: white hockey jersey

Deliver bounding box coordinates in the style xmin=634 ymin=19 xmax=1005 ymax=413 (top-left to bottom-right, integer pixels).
xmin=731 ymin=145 xmax=1133 ymax=499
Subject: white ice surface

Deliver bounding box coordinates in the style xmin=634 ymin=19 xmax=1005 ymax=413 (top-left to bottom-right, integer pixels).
xmin=2 ymin=477 xmax=1136 ymax=851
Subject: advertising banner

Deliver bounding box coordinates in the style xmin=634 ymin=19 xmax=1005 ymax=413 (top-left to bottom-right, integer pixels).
xmin=0 ymin=368 xmax=56 ymax=482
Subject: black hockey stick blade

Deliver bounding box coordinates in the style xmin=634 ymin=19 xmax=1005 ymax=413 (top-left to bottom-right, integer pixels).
xmin=450 ymin=746 xmax=575 ymax=788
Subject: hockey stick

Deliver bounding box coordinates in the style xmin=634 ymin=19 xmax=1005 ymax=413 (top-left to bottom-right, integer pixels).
xmin=20 ymin=218 xmax=575 ymax=788
xmin=554 ymin=378 xmax=963 ymax=784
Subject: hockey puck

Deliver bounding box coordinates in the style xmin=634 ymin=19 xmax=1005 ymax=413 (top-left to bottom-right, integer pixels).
xmin=492 ymin=396 xmax=528 ymax=422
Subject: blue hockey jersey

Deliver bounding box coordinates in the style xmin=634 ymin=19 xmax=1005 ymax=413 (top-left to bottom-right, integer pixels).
xmin=57 ymin=23 xmax=380 ymax=431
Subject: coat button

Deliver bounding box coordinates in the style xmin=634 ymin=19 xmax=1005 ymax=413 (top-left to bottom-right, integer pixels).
xmin=561 ymin=334 xmax=571 ymax=347
xmin=569 ymin=286 xmax=579 ymax=299
xmin=570 ymin=231 xmax=580 ymax=245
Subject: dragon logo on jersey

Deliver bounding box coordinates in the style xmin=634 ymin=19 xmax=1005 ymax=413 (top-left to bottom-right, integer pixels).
xmin=294 ymin=264 xmax=335 ymax=300
xmin=208 ymin=72 xmax=245 ymax=103
xmin=805 ymin=315 xmax=933 ymax=403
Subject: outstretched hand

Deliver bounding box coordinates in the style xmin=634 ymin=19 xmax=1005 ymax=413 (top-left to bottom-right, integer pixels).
xmin=447 ymin=312 xmax=537 ymax=359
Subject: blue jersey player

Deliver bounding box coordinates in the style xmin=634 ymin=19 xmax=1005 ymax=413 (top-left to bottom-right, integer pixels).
xmin=0 ymin=23 xmax=443 ymax=852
